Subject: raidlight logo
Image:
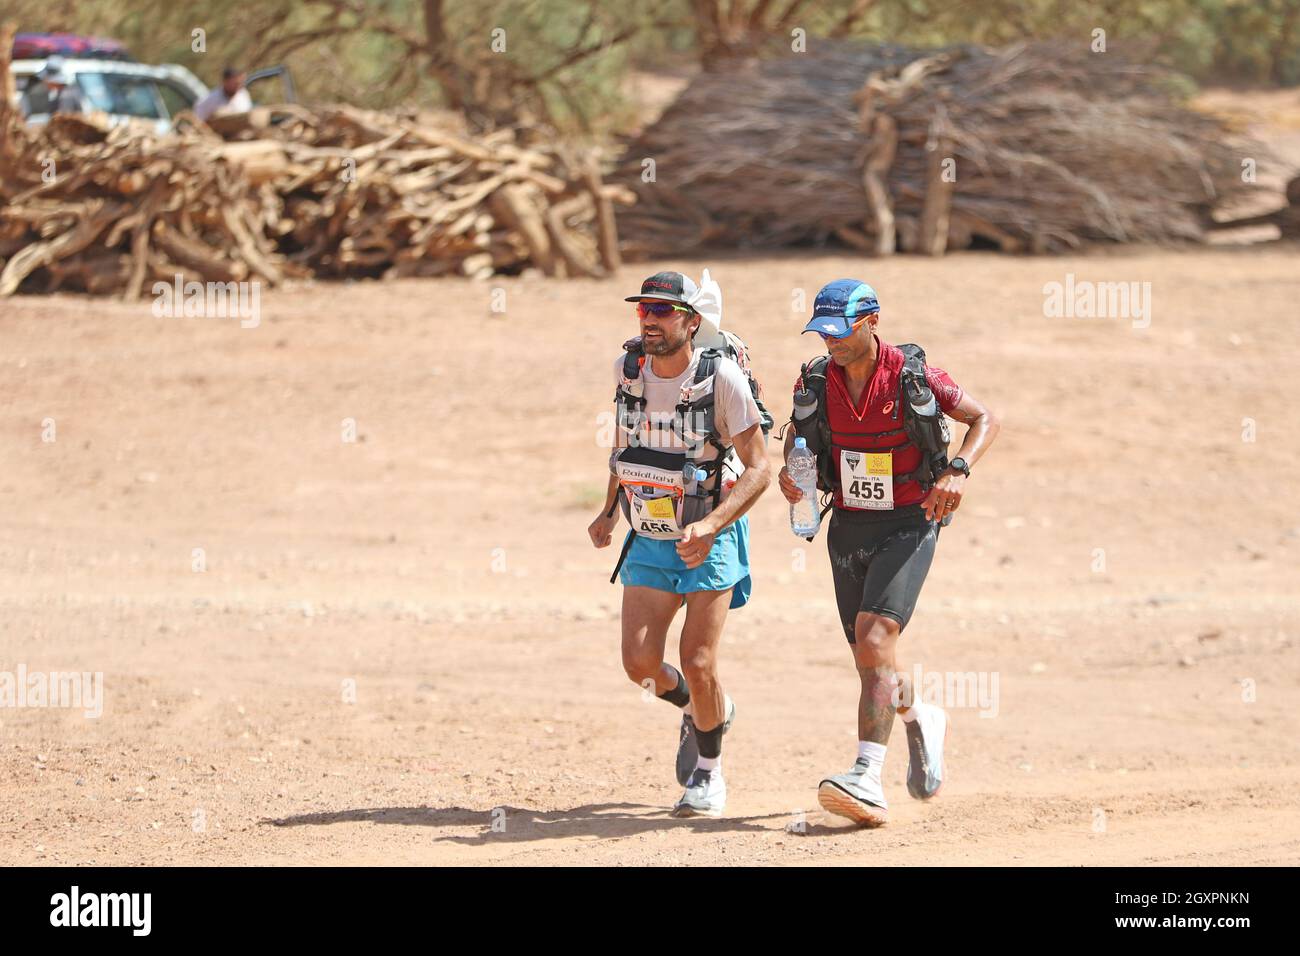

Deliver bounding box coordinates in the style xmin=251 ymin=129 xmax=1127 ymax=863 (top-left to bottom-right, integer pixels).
xmin=50 ymin=886 xmax=151 ymax=936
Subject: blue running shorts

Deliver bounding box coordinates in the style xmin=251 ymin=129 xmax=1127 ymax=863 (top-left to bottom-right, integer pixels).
xmin=619 ymin=515 xmax=752 ymax=610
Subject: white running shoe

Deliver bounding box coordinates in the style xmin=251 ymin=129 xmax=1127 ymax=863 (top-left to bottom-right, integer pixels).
xmin=817 ymin=756 xmax=889 ymax=827
xmin=904 ymin=701 xmax=948 ymax=800
xmin=672 ymin=767 xmax=727 ymax=818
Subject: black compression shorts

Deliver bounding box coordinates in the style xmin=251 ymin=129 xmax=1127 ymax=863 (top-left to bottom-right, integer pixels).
xmin=826 ymin=503 xmax=939 ymax=642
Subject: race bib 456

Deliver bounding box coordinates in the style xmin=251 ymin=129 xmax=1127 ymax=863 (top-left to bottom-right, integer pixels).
xmin=628 ymin=493 xmax=682 ymax=538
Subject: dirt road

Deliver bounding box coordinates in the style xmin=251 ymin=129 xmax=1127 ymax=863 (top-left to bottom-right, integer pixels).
xmin=2 ymin=245 xmax=1297 ymax=865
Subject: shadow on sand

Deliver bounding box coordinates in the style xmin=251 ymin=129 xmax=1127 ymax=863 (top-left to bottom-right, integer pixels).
xmin=262 ymin=802 xmax=813 ymax=843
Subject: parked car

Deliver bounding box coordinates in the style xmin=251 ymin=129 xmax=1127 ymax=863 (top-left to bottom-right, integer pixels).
xmin=10 ymin=33 xmax=295 ymax=134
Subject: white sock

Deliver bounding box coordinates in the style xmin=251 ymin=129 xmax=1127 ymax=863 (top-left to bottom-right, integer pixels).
xmin=696 ymin=755 xmax=720 ymax=773
xmin=857 ymin=741 xmax=886 ymax=768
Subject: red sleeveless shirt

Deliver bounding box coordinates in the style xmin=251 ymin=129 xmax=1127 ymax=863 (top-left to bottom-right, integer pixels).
xmin=803 ymin=337 xmax=963 ymax=510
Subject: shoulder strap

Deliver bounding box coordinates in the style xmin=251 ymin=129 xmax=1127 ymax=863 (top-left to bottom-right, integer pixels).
xmin=793 ymin=355 xmax=836 ymax=492
xmin=802 ymin=355 xmax=831 ymax=432
xmin=897 ymin=342 xmax=928 ymax=369
xmin=897 ymin=343 xmax=929 ymax=393
xmin=894 ymin=342 xmax=951 ymax=490
xmin=694 ymin=347 xmax=721 ymax=385
xmin=615 ymin=337 xmax=649 ymax=440
xmin=896 ymin=342 xmax=933 ymax=400
xmin=622 ymin=335 xmax=645 ymax=381
xmin=675 ymin=348 xmax=729 ymax=506
xmin=800 ymin=354 xmax=830 ymax=397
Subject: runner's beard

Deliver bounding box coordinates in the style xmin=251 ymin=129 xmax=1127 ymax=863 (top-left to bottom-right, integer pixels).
xmin=642 ymin=326 xmax=691 ymax=356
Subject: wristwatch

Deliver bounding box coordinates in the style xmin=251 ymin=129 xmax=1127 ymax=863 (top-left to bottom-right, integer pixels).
xmin=949 ymin=457 xmax=970 ymax=477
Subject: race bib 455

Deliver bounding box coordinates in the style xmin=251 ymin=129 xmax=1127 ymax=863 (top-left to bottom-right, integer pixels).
xmin=841 ymin=451 xmax=894 ymax=510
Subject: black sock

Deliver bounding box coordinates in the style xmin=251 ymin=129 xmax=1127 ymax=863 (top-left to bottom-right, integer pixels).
xmin=696 ymin=722 xmax=723 ymax=759
xmin=656 ymin=666 xmax=691 ymax=708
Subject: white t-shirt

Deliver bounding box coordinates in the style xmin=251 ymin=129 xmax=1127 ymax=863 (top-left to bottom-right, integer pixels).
xmin=194 ymin=87 xmax=252 ymax=121
xmin=612 ymin=347 xmax=764 ymax=490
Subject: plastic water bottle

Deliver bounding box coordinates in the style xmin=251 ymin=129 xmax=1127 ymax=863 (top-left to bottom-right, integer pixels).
xmin=788 ymin=437 xmax=820 ymax=537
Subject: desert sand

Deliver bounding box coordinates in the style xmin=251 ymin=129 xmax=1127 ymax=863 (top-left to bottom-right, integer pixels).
xmin=1 ymin=244 xmax=1297 ymax=865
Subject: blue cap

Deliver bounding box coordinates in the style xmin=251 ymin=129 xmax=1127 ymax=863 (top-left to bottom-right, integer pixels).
xmin=794 ymin=437 xmax=807 ymax=449
xmin=801 ymin=279 xmax=880 ymax=338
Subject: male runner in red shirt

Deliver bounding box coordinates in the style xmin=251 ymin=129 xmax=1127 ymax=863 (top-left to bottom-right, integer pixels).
xmin=779 ymin=279 xmax=1000 ymax=826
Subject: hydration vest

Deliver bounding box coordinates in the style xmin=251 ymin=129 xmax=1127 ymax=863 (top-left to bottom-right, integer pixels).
xmin=609 ymin=334 xmax=774 ymax=546
xmin=789 ymin=343 xmax=951 ymax=516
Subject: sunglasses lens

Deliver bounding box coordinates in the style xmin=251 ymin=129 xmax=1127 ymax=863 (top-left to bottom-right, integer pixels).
xmin=637 ymin=302 xmax=677 ymax=318
xmin=821 ymin=316 xmax=869 ymax=340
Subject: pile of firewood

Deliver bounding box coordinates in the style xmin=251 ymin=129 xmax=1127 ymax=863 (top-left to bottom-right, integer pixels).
xmin=0 ymin=96 xmax=627 ymax=297
xmin=195 ymin=104 xmax=628 ymax=281
xmin=0 ymin=113 xmax=286 ymax=296
xmin=614 ymin=41 xmax=1266 ymax=256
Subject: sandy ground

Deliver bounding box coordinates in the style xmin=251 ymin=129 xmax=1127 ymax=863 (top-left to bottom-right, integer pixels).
xmin=1 ymin=242 xmax=1298 ymax=866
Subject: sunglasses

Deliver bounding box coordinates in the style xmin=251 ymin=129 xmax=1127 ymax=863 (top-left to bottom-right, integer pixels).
xmin=819 ymin=316 xmax=872 ymax=342
xmin=636 ymin=301 xmax=692 ymax=319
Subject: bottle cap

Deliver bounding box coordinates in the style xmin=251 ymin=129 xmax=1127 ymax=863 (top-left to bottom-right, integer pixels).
xmin=694 ymin=469 xmax=707 ymax=481
xmin=794 ymin=437 xmax=807 ymax=449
